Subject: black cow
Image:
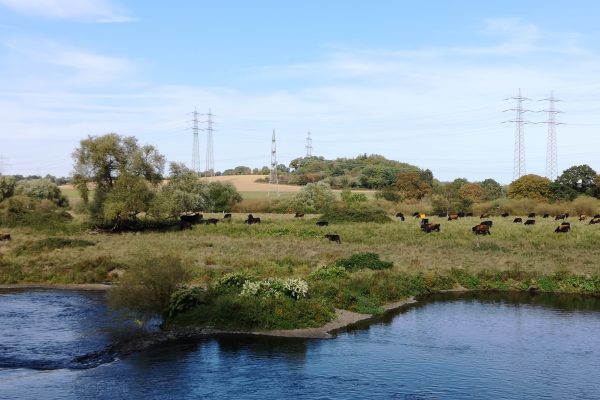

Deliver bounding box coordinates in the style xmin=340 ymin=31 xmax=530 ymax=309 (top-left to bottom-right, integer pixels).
xmin=245 ymin=214 xmax=261 ymax=224
xmin=480 ymin=220 xmax=493 ymax=227
xmin=594 ymin=214 xmax=600 ymax=219
xmin=316 ymin=221 xmax=329 ymax=227
xmin=205 ymin=218 xmax=219 ymax=225
xmin=524 ymin=219 xmax=536 ymax=225
xmin=555 ymin=214 xmax=567 ymax=220
xmin=543 ymin=213 xmax=550 ymax=218
xmin=395 ymin=212 xmax=405 ymax=221
xmin=513 ymin=217 xmax=522 ymax=223
xmin=324 ymin=233 xmax=341 ymax=244
xmin=179 ymin=221 xmax=193 ymax=230
xmin=528 ymin=212 xmax=536 ymax=218
xmin=0 ymin=233 xmax=11 ymax=241
xmin=466 ymin=212 xmax=474 ymax=217
xmin=589 ymin=218 xmax=600 ymax=225
xmin=457 ymin=212 xmax=466 ymax=218
xmin=294 ymin=212 xmax=305 ymax=218
xmin=180 ymin=212 xmax=203 ymax=224
xmin=555 ymin=224 xmax=570 ymax=233
xmin=501 ymin=212 xmax=509 ymax=218
xmin=421 ymin=223 xmax=440 ymax=233
xmin=223 ymin=213 xmax=232 ymax=219
xmin=472 ymin=224 xmax=491 ymax=235
xmin=412 ymin=212 xmax=420 ymax=218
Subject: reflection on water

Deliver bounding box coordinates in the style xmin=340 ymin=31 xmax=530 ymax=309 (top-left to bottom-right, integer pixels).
xmin=1 ymin=289 xmax=600 ymax=399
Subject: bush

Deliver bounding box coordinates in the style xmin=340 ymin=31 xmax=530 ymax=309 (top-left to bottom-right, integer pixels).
xmin=321 ymin=204 xmax=391 ymax=223
xmin=240 ymin=278 xmax=309 ymax=300
xmin=217 ymin=271 xmax=254 ymax=292
xmin=335 ymin=252 xmax=393 ymax=271
xmin=167 ymin=286 xmax=207 ymax=318
xmin=309 ymin=265 xmax=348 ymax=280
xmin=15 ymin=179 xmax=69 ymax=207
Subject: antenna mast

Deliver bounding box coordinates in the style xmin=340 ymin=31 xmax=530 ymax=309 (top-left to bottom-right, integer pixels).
xmin=503 ymin=89 xmax=533 ymax=180
xmin=539 ymin=91 xmax=563 ymax=181
xmin=269 ymin=129 xmax=279 ymax=197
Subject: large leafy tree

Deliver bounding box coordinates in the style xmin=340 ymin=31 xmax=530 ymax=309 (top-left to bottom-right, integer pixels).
xmin=555 ymin=165 xmax=598 ymax=195
xmin=290 ymin=182 xmax=336 ymax=213
xmin=72 ymin=133 xmax=165 ymax=220
xmin=508 ymin=174 xmax=552 ymax=200
xmin=395 ymin=172 xmax=432 ymax=200
xmin=480 ymin=178 xmax=504 ymax=200
xmin=458 ymin=183 xmax=485 ymax=202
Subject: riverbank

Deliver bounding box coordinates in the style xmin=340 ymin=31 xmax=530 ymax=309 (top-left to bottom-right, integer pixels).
xmin=0 ymin=283 xmax=111 ymax=291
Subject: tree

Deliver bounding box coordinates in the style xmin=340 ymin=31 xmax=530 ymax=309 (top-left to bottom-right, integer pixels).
xmin=480 ymin=178 xmax=504 ymax=200
xmin=395 ymin=172 xmax=431 ymax=200
xmin=72 ymin=133 xmax=165 ymax=220
xmin=206 ymin=181 xmax=242 ymax=212
xmin=15 ymin=179 xmax=69 ymax=207
xmin=508 ymin=174 xmax=552 ymax=200
xmin=457 ymin=183 xmax=485 ymax=202
xmin=290 ymin=182 xmax=336 ymax=213
xmin=0 ymin=176 xmax=16 ymax=202
xmin=150 ymin=163 xmax=208 ymax=218
xmin=102 ymin=174 xmax=154 ymax=222
xmin=555 ymin=165 xmax=598 ymax=195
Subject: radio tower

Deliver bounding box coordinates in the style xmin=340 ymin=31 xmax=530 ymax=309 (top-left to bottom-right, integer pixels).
xmin=191 ymin=107 xmax=200 ymax=174
xmin=269 ymin=129 xmax=279 ymax=197
xmin=305 ymin=131 xmax=313 ymax=157
xmin=539 ymin=91 xmax=563 ymax=181
xmin=504 ymin=89 xmax=533 ymax=180
xmin=205 ymin=110 xmax=215 ymax=176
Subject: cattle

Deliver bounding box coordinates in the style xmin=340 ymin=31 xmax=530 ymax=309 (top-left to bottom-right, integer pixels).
xmin=589 ymin=218 xmax=600 ymax=225
xmin=513 ymin=217 xmax=522 ymax=223
xmin=244 ymin=214 xmax=261 ymax=225
xmin=528 ymin=212 xmax=536 ymax=218
xmin=395 ymin=212 xmax=405 ymax=221
xmin=480 ymin=220 xmax=493 ymax=227
xmin=412 ymin=212 xmax=420 ymax=218
xmin=204 ymin=218 xmax=219 ymax=225
xmin=501 ymin=212 xmax=509 ymax=218
xmin=555 ymin=214 xmax=567 ymax=220
xmin=294 ymin=212 xmax=305 ymax=218
xmin=0 ymin=233 xmax=11 ymax=241
xmin=465 ymin=212 xmax=474 ymax=217
xmin=457 ymin=212 xmax=466 ymax=218
xmin=223 ymin=213 xmax=232 ymax=219
xmin=579 ymin=214 xmax=587 ymax=222
xmin=543 ymin=213 xmax=550 ymax=218
xmin=524 ymin=219 xmax=536 ymax=225
xmin=179 ymin=221 xmax=193 ymax=231
xmin=324 ymin=233 xmax=341 ymax=244
xmin=472 ymin=224 xmax=491 ymax=235
xmin=316 ymin=221 xmax=329 ymax=227
xmin=594 ymin=214 xmax=600 ymax=219
xmin=555 ymin=224 xmax=570 ymax=233
xmin=180 ymin=212 xmax=203 ymax=224
xmin=447 ymin=214 xmax=459 ymax=221
xmin=480 ymin=213 xmax=490 ymax=219
xmin=421 ymin=223 xmax=440 ymax=233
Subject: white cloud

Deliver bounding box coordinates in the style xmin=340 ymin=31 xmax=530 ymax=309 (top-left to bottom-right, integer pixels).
xmin=0 ymin=0 xmax=135 ymax=23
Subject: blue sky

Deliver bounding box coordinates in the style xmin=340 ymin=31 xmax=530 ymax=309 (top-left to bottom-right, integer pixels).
xmin=1 ymin=0 xmax=599 ymax=183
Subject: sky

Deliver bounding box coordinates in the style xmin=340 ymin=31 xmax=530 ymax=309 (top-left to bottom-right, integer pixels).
xmin=1 ymin=0 xmax=600 ymax=183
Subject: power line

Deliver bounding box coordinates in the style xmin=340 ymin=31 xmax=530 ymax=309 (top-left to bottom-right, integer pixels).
xmin=503 ymin=88 xmax=534 ymax=180
xmin=538 ymin=91 xmax=564 ymax=181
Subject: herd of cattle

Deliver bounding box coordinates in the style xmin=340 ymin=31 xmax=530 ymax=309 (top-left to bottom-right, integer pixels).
xmin=392 ymin=211 xmax=600 ymax=236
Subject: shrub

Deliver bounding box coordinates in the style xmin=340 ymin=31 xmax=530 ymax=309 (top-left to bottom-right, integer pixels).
xmin=309 ymin=265 xmax=348 ymax=280
xmin=335 ymin=252 xmax=393 ymax=271
xmin=15 ymin=179 xmax=69 ymax=207
xmin=240 ymin=278 xmax=308 ymax=300
xmin=167 ymin=286 xmax=207 ymax=318
xmin=217 ymin=271 xmax=254 ymax=290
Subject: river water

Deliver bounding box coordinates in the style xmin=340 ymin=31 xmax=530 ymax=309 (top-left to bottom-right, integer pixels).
xmin=1 ymin=289 xmax=599 ymax=399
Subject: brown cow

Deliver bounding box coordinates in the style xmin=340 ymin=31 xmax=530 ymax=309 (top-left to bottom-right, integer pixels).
xmin=447 ymin=214 xmax=459 ymax=221
xmin=395 ymin=212 xmax=405 ymax=221
xmin=543 ymin=213 xmax=550 ymax=218
xmin=0 ymin=233 xmax=11 ymax=241
xmin=421 ymin=223 xmax=440 ymax=233
xmin=555 ymin=214 xmax=567 ymax=220
xmin=501 ymin=212 xmax=509 ymax=218
xmin=324 ymin=233 xmax=341 ymax=244
xmin=554 ymin=224 xmax=570 ymax=233
xmin=472 ymin=224 xmax=491 ymax=235
xmin=204 ymin=218 xmax=219 ymax=225
xmin=528 ymin=212 xmax=536 ymax=218
xmin=579 ymin=214 xmax=586 ymax=222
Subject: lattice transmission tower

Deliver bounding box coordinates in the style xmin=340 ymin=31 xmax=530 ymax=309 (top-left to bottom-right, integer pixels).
xmin=205 ymin=110 xmax=215 ymax=176
xmin=538 ymin=91 xmax=563 ymax=181
xmin=503 ymin=89 xmax=533 ymax=180
xmin=191 ymin=107 xmax=201 ymax=174
xmin=269 ymin=129 xmax=279 ymax=197
xmin=305 ymin=131 xmax=313 ymax=157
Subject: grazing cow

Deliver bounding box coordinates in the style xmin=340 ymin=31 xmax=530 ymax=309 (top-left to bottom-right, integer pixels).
xmin=555 ymin=224 xmax=570 ymax=233
xmin=480 ymin=220 xmax=493 ymax=227
xmin=395 ymin=212 xmax=405 ymax=221
xmin=324 ymin=233 xmax=341 ymax=244
xmin=245 ymin=214 xmax=261 ymax=224
xmin=180 ymin=212 xmax=203 ymax=224
xmin=528 ymin=212 xmax=536 ymax=218
xmin=480 ymin=213 xmax=490 ymax=219
xmin=589 ymin=218 xmax=600 ymax=225
xmin=555 ymin=214 xmax=567 ymax=220
xmin=594 ymin=214 xmax=600 ymax=219
xmin=294 ymin=212 xmax=305 ymax=218
xmin=205 ymin=218 xmax=219 ymax=225
xmin=179 ymin=221 xmax=193 ymax=231
xmin=472 ymin=224 xmax=491 ymax=235
xmin=501 ymin=212 xmax=509 ymax=218
xmin=466 ymin=212 xmax=474 ymax=217
xmin=0 ymin=233 xmax=11 ymax=241
xmin=543 ymin=213 xmax=550 ymax=218
xmin=447 ymin=214 xmax=459 ymax=221
xmin=421 ymin=223 xmax=440 ymax=233
xmin=412 ymin=212 xmax=420 ymax=218
xmin=513 ymin=217 xmax=523 ymax=223
xmin=316 ymin=221 xmax=329 ymax=227
xmin=223 ymin=213 xmax=232 ymax=219
xmin=457 ymin=212 xmax=465 ymax=218
xmin=579 ymin=214 xmax=587 ymax=222
xmin=524 ymin=219 xmax=536 ymax=225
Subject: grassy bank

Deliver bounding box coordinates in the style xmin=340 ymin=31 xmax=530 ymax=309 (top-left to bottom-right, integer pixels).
xmin=1 ymin=213 xmax=600 ymax=329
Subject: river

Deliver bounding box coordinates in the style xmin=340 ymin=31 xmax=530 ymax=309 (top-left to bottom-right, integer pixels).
xmin=1 ymin=289 xmax=599 ymax=399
